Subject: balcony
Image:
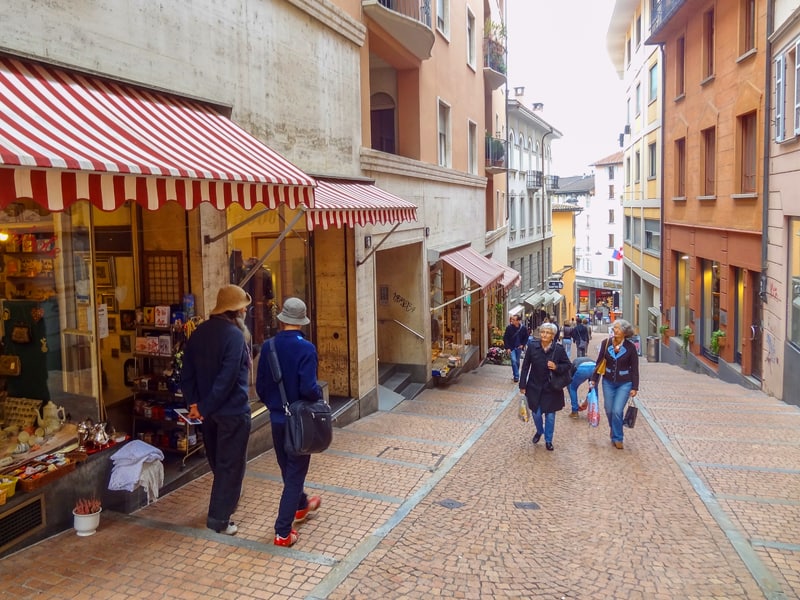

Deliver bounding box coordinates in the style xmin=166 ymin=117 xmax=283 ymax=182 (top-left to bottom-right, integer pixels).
xmin=545 ymin=175 xmax=559 ymax=190
xmin=650 ymin=0 xmax=686 ymax=38
xmin=485 ymin=136 xmax=507 ymax=173
xmin=363 ymin=0 xmax=434 ymax=61
xmin=483 ymin=35 xmax=507 ymax=90
xmin=526 ymin=170 xmax=542 ymax=190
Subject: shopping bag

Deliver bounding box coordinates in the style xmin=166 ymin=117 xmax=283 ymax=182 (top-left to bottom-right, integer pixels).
xmin=587 ymin=388 xmax=600 ymax=427
xmin=623 ymin=401 xmax=639 ymax=428
xmin=518 ymin=395 xmax=530 ymax=422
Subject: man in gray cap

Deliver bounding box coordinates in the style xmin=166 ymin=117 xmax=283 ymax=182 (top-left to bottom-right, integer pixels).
xmin=182 ymin=284 xmax=253 ymax=535
xmin=256 ymin=297 xmax=323 ymax=547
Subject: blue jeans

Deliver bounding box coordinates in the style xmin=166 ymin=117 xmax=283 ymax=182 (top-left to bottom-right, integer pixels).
xmin=510 ymin=347 xmax=521 ymax=380
xmin=533 ymin=407 xmax=556 ymax=444
xmin=568 ymin=362 xmax=597 ymax=411
xmin=601 ymin=379 xmax=633 ymax=443
xmin=561 ymin=338 xmax=572 ymax=359
xmin=203 ymin=412 xmax=252 ymax=531
xmin=271 ymin=421 xmax=313 ymax=537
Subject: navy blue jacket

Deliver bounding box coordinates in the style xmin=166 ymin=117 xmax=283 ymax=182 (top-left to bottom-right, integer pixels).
xmin=590 ymin=338 xmax=639 ymax=390
xmin=256 ymin=329 xmax=322 ymax=424
xmin=181 ymin=315 xmax=251 ymax=418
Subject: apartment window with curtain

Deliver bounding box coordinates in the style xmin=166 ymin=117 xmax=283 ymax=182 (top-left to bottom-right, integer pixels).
xmin=466 ymin=9 xmax=476 ymax=68
xmin=648 ymin=142 xmax=657 ymax=179
xmin=702 ymin=127 xmax=716 ymax=196
xmin=649 ymin=64 xmax=658 ymax=103
xmin=438 ymin=100 xmax=451 ymax=168
xmin=676 ymin=36 xmax=686 ymax=97
xmin=675 ymin=137 xmax=686 ymax=197
xmin=703 ymin=9 xmax=715 ymax=80
xmin=741 ymin=0 xmax=756 ymax=54
xmin=739 ymin=112 xmax=757 ymax=193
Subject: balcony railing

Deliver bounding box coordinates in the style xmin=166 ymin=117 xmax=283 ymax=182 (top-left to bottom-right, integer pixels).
xmin=650 ymin=0 xmax=686 ymax=36
xmin=526 ymin=170 xmax=542 ymax=190
xmin=485 ymin=136 xmax=507 ymax=170
xmin=483 ymin=36 xmax=507 ymax=76
xmin=377 ymin=0 xmax=431 ymax=27
xmin=545 ymin=175 xmax=560 ymax=190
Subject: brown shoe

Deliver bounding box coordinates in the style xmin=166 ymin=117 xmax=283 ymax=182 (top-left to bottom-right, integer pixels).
xmin=569 ymin=411 xmax=579 ymax=419
xmin=613 ymin=441 xmax=624 ymax=450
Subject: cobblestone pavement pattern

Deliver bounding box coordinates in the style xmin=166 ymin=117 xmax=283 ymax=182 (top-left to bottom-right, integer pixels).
xmin=1 ymin=332 xmax=798 ymax=599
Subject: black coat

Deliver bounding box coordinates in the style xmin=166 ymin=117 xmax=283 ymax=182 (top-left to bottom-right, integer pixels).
xmin=519 ymin=339 xmax=571 ymax=413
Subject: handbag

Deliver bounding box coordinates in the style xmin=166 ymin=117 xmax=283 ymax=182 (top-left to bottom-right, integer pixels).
xmin=594 ymin=340 xmax=609 ymax=376
xmin=548 ymin=368 xmax=572 ymax=390
xmin=267 ymin=338 xmax=332 ymax=456
xmin=0 ymin=354 xmax=20 ymax=376
xmin=623 ymin=400 xmax=639 ymax=428
xmin=10 ymin=322 xmax=31 ymax=344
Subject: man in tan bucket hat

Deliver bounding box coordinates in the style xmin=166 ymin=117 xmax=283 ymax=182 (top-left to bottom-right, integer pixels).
xmin=182 ymin=284 xmax=253 ymax=535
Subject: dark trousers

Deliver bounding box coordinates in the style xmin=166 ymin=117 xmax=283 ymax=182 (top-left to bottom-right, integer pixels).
xmin=271 ymin=421 xmax=311 ymax=537
xmin=203 ymin=412 xmax=251 ymax=531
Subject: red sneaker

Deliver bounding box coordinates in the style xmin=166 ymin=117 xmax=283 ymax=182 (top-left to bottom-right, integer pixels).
xmin=294 ymin=495 xmax=321 ymax=523
xmin=578 ymin=400 xmax=588 ymax=412
xmin=274 ymin=529 xmax=299 ymax=547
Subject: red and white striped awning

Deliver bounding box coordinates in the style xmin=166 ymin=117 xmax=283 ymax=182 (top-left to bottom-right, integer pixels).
xmin=306 ymin=178 xmax=417 ymax=230
xmin=0 ymin=56 xmax=315 ymax=212
xmin=440 ymin=247 xmax=504 ymax=289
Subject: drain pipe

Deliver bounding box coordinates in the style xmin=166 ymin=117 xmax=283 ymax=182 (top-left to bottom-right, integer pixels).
xmin=759 ymin=1 xmax=773 ymax=307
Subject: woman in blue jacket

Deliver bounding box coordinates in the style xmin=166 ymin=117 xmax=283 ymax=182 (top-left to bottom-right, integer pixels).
xmin=590 ymin=319 xmax=639 ymax=449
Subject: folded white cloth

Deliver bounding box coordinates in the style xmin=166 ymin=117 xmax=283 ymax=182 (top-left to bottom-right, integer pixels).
xmin=108 ymin=440 xmax=164 ymax=493
xmin=138 ymin=460 xmax=164 ymax=504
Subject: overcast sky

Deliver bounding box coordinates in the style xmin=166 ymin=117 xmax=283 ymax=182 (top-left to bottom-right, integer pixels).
xmin=506 ymin=0 xmax=625 ymax=177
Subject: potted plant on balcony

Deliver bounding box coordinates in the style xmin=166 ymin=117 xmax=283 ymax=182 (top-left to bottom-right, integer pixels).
xmin=483 ymin=19 xmax=507 ymax=75
xmin=710 ymin=329 xmax=726 ymax=355
xmin=73 ymin=496 xmax=102 ymax=536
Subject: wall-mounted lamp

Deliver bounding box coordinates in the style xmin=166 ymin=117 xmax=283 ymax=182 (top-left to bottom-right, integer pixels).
xmin=424 ymin=227 xmax=430 ymax=237
xmin=680 ymin=254 xmax=689 ymax=260
xmin=364 ymin=235 xmax=372 ymax=249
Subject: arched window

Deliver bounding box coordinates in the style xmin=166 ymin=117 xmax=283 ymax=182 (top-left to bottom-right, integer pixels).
xmin=508 ymin=130 xmax=516 ymax=170
xmin=518 ymin=134 xmax=524 ymax=173
xmin=370 ymin=92 xmax=396 ymax=153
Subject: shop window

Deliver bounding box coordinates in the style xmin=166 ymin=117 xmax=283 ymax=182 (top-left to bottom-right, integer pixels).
xmin=789 ymin=219 xmax=800 ymax=346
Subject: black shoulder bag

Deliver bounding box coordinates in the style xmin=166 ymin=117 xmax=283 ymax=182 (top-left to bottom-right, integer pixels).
xmin=267 ymin=338 xmax=333 ymax=455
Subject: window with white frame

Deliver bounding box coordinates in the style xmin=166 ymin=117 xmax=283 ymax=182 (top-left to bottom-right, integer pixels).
xmin=438 ymin=100 xmax=451 ymax=167
xmin=649 ymin=64 xmax=658 ymax=103
xmin=775 ymin=40 xmax=800 ymax=142
xmin=636 ymin=83 xmax=641 ymax=115
xmin=466 ymin=9 xmax=476 ymax=68
xmin=645 ymin=218 xmax=661 ymax=252
xmin=648 ymin=142 xmax=657 ymax=179
xmin=436 ymin=0 xmax=450 ymax=37
xmin=632 ymin=216 xmax=642 ymax=246
xmin=635 ymin=150 xmax=641 ymax=183
xmin=625 ymin=215 xmax=632 ymax=241
xmin=509 ymin=194 xmax=517 ymax=232
xmin=467 ymin=120 xmax=477 ymax=174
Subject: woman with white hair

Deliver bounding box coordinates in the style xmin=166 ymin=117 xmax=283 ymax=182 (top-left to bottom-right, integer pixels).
xmin=589 ymin=319 xmax=639 ymax=450
xmin=519 ymin=322 xmax=572 ymax=451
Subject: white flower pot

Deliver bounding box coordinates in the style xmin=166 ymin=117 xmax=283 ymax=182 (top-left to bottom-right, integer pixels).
xmin=73 ymin=507 xmax=102 ymax=536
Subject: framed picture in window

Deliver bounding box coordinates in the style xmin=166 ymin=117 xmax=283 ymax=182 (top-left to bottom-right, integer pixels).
xmin=95 ymin=257 xmax=116 ymax=287
xmin=99 ymin=290 xmax=118 ymax=314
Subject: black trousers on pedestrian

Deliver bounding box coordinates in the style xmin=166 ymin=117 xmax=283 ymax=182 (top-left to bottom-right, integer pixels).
xmin=203 ymin=412 xmax=251 ymax=531
xmin=271 ymin=421 xmax=311 ymax=537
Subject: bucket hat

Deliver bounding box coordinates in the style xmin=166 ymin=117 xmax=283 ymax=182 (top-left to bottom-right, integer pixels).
xmin=277 ymin=297 xmax=310 ymax=325
xmin=210 ymin=285 xmax=252 ymax=315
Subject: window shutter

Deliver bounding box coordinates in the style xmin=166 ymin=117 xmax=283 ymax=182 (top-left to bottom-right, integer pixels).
xmin=776 ymin=54 xmax=785 ymax=141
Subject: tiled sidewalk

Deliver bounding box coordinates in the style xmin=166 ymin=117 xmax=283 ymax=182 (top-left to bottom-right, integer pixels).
xmin=0 ymin=343 xmax=797 ymax=599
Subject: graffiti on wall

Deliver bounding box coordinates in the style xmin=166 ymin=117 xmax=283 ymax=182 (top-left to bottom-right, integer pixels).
xmin=392 ymin=291 xmax=417 ymax=313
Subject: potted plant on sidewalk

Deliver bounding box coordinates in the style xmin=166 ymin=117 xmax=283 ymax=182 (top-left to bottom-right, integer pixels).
xmin=681 ymin=326 xmax=693 ymax=361
xmin=73 ymin=496 xmax=102 ymax=536
xmin=710 ymin=329 xmax=726 ymax=355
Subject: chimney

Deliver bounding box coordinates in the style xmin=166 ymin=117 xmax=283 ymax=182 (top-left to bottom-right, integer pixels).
xmin=514 ymin=86 xmax=525 ymax=97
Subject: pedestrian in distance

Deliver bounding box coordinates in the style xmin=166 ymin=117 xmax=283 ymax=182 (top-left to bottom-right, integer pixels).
xmin=256 ymin=297 xmax=323 ymax=547
xmin=519 ymin=322 xmax=571 ymax=451
xmin=589 ymin=319 xmax=639 ymax=450
xmin=503 ymin=314 xmax=527 ymax=383
xmin=182 ymin=284 xmax=253 ymax=536
xmin=560 ymin=320 xmax=574 ymax=359
xmin=567 ymin=356 xmax=596 ymax=418
xmin=572 ymin=318 xmax=591 ymax=357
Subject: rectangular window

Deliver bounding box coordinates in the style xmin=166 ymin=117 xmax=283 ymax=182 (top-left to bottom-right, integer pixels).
xmin=467 ymin=121 xmax=477 ymax=174
xmin=626 ymin=156 xmax=631 ymax=185
xmin=632 ymin=217 xmax=642 ymax=246
xmin=608 ymin=234 xmax=615 ymax=248
xmin=649 ymin=64 xmax=658 ymax=102
xmin=626 ymin=38 xmax=631 ymax=66
xmin=795 ymin=40 xmax=800 ymax=135
xmin=635 ymin=150 xmax=641 ymax=183
xmin=627 ymin=98 xmax=631 ymax=124
xmin=608 ymin=166 xmax=615 ymax=179
xmin=702 ymin=127 xmax=716 ymax=196
xmin=608 ymin=261 xmax=616 ymax=276
xmin=636 ymin=83 xmax=641 ymax=115
xmin=741 ymin=0 xmax=756 ymax=54
xmin=635 ymin=15 xmax=641 ymax=47
xmin=625 ymin=215 xmax=632 ymax=241
xmin=609 ymin=209 xmax=615 ymax=224
xmin=466 ymin=9 xmax=476 ymax=68
xmin=776 ymin=54 xmax=785 ymax=141
xmin=436 ymin=0 xmax=450 ymax=36
xmin=675 ymin=137 xmax=686 ymax=197
xmin=740 ymin=112 xmax=757 ymax=193
xmin=648 ymin=142 xmax=657 ymax=179
xmin=438 ymin=100 xmax=451 ymax=168
xmin=676 ymin=36 xmax=686 ymax=97
xmin=703 ymin=9 xmax=715 ymax=80
xmin=645 ymin=219 xmax=661 ymax=252
xmin=609 ymin=184 xmax=615 ymax=199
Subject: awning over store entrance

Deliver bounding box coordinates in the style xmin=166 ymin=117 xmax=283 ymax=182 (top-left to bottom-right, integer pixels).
xmin=523 ymin=290 xmax=546 ymax=309
xmin=306 ymin=178 xmax=417 ymax=230
xmin=440 ymin=247 xmax=504 ymax=289
xmin=543 ymin=290 xmax=564 ymax=306
xmin=498 ymin=263 xmax=521 ymax=290
xmin=0 ymin=56 xmax=315 ymax=212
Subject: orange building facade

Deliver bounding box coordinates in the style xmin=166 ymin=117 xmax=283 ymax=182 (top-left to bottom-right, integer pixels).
xmin=649 ymin=0 xmax=766 ymax=385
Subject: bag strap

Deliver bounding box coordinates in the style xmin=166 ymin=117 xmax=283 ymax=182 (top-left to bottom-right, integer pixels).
xmin=267 ymin=338 xmax=291 ymax=415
